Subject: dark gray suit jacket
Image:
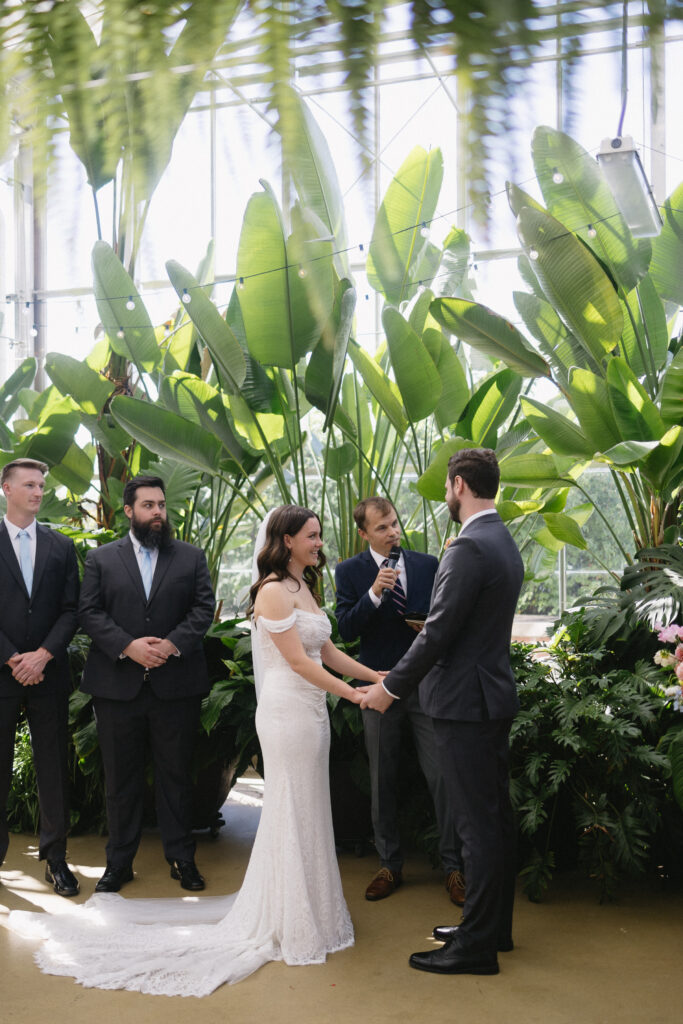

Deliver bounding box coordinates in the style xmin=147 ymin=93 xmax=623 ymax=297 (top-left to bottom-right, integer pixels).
xmin=79 ymin=536 xmax=215 ymax=701
xmin=385 ymin=513 xmax=524 ymax=721
xmin=0 ymin=521 xmax=79 ymax=697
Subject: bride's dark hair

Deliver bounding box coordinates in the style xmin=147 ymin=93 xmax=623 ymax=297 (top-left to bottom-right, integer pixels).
xmin=248 ymin=505 xmax=326 ymax=614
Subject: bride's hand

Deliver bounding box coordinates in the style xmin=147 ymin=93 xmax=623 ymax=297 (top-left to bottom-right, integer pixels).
xmin=349 ymin=687 xmax=364 ymax=704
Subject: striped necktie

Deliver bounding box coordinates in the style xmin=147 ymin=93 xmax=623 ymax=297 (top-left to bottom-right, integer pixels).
xmin=382 ymin=557 xmax=406 ymax=614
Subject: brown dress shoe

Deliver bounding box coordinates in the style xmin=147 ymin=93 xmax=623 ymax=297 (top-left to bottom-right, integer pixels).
xmin=365 ymin=867 xmax=402 ymax=901
xmin=446 ymin=869 xmax=466 ymax=906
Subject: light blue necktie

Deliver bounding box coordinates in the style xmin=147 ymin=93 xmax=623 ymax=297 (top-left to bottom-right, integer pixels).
xmin=140 ymin=546 xmax=153 ymax=599
xmin=18 ymin=529 xmax=33 ymax=595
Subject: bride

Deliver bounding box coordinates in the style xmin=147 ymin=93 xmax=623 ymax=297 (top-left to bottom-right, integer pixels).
xmin=10 ymin=505 xmax=383 ymax=996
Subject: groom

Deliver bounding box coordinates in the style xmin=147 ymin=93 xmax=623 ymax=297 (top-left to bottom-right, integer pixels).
xmin=360 ymin=449 xmax=524 ymax=976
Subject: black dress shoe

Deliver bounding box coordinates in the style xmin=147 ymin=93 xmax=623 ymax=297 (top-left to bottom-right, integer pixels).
xmin=433 ymin=924 xmax=514 ymax=952
xmin=409 ymin=945 xmax=499 ymax=975
xmin=170 ymin=859 xmax=205 ymax=891
xmin=45 ymin=860 xmax=79 ymax=897
xmin=95 ymin=862 xmax=134 ymax=893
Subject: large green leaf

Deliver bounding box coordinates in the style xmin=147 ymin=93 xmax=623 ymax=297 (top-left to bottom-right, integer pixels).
xmin=516 ymin=207 xmax=623 ymax=366
xmin=498 ymin=452 xmax=574 ymax=489
xmin=111 ymin=396 xmax=221 ymax=475
xmin=44 ymin=351 xmax=129 ymax=456
xmin=422 ymin=329 xmax=470 ymax=430
xmin=236 ymin=183 xmax=333 ymax=367
xmin=16 ymin=397 xmax=81 ymax=467
xmin=438 ymin=227 xmax=471 ymax=297
xmin=416 ymin=438 xmax=480 ymax=501
xmin=382 ymin=306 xmax=441 ymax=422
xmin=166 ymin=260 xmax=246 ymax=393
xmin=458 ymin=369 xmax=521 ymax=448
xmin=641 ymin=426 xmax=683 ymax=493
xmin=431 ymin=298 xmax=550 ymax=378
xmin=520 ymin=396 xmax=594 ymax=458
xmin=305 ymin=279 xmax=356 ymax=430
xmin=513 ymin=291 xmax=593 ymax=386
xmin=0 ymin=358 xmax=37 ymax=420
xmin=277 ymin=86 xmax=349 ymax=276
xmin=367 ymin=146 xmax=443 ymax=307
xmin=324 ymin=442 xmax=357 ymax=480
xmin=531 ymin=126 xmax=650 ymax=292
xmin=92 ymin=242 xmax=161 ymax=373
xmin=661 ymin=346 xmax=683 ymax=426
xmin=606 ymin=357 xmax=665 ymax=441
xmin=159 ymin=373 xmax=249 ymax=464
xmin=567 ymin=367 xmax=622 ymax=451
xmin=619 ymin=274 xmax=669 ymax=378
xmin=650 ymin=181 xmax=683 ymax=305
xmin=50 ymin=442 xmax=94 ymax=495
xmin=348 ymin=342 xmax=407 ymax=436
xmin=541 ymin=511 xmax=588 ymax=550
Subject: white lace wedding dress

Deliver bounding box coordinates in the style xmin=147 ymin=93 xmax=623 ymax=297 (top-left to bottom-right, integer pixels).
xmin=10 ymin=610 xmax=354 ymax=997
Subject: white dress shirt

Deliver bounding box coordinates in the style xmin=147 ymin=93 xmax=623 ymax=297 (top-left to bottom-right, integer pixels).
xmin=3 ymin=514 xmax=37 ymax=569
xmin=129 ymin=530 xmax=160 ymax=579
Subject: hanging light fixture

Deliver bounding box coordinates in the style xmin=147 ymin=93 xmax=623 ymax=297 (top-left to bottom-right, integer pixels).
xmin=597 ymin=136 xmax=662 ymax=237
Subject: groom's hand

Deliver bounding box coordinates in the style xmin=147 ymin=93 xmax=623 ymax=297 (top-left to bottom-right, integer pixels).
xmin=357 ymin=681 xmax=394 ymax=713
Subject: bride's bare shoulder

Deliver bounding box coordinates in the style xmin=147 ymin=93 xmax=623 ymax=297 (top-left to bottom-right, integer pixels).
xmin=254 ymin=578 xmax=295 ymax=619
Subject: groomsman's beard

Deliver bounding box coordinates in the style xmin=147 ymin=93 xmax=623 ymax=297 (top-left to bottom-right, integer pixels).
xmin=447 ymin=493 xmax=461 ymax=523
xmin=131 ymin=514 xmax=172 ymax=549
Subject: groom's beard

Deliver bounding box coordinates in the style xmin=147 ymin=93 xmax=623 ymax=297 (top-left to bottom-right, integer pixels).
xmin=131 ymin=513 xmax=172 ymax=550
xmin=447 ymin=494 xmax=461 ymax=523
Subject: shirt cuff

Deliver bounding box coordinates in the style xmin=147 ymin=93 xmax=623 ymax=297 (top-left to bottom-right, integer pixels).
xmin=368 ymin=587 xmax=381 ymax=608
xmin=381 ymin=680 xmax=400 ymax=700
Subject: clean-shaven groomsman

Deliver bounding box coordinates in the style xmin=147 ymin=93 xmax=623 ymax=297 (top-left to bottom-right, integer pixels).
xmin=335 ymin=497 xmax=464 ymax=904
xmin=360 ymin=449 xmax=524 ymax=976
xmin=79 ymin=475 xmax=215 ymax=893
xmin=0 ymin=458 xmax=80 ymax=896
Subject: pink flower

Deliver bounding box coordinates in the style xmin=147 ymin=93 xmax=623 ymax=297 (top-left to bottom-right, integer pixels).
xmin=675 ymin=644 xmax=683 ymax=662
xmin=676 ymin=661 xmax=683 ymax=681
xmin=657 ymin=624 xmax=683 ymax=643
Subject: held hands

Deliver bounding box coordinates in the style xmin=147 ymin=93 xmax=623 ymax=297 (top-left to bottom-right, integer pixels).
xmin=356 ymin=678 xmax=394 ymax=714
xmin=8 ymin=648 xmax=51 ymax=686
xmin=123 ymin=636 xmax=171 ymax=670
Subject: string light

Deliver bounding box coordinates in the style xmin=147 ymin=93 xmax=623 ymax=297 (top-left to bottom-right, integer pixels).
xmin=528 ymin=248 xmax=539 ymax=260
xmin=587 ymin=224 xmax=597 ymax=238
xmin=125 ymin=296 xmax=135 ymax=311
xmin=552 ymin=168 xmax=564 ymax=184
xmin=116 ymin=327 xmax=125 ymax=339
xmin=30 ymin=324 xmax=38 ymax=337
xmin=181 ymin=289 xmax=191 ymax=303
xmin=297 ymin=266 xmax=307 ymax=278
xmin=237 ymin=278 xmax=245 ymax=290
xmin=420 ymin=222 xmax=430 ymax=238
xmin=22 ymin=301 xmax=30 ymax=316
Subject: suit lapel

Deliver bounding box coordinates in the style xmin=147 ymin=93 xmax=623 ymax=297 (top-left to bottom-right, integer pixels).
xmin=32 ymin=524 xmax=51 ymax=596
xmin=0 ymin=520 xmax=28 ymax=593
xmin=148 ymin=543 xmax=176 ymax=603
xmin=117 ymin=536 xmax=147 ymax=602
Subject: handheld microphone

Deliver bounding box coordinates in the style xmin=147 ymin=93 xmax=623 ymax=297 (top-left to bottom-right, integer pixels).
xmin=381 ymin=546 xmax=401 ymax=603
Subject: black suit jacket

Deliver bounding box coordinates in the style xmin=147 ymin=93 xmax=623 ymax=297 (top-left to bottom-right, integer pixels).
xmin=385 ymin=514 xmax=524 ymax=721
xmin=0 ymin=521 xmax=79 ymax=697
xmin=79 ymin=536 xmax=215 ymax=701
xmin=334 ymin=548 xmax=439 ymax=671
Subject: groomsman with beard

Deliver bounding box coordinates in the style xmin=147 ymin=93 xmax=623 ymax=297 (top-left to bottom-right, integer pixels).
xmin=79 ymin=475 xmax=215 ymax=894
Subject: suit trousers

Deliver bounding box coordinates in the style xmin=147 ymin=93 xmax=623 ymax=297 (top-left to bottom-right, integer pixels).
xmin=363 ymin=691 xmax=462 ymax=873
xmin=0 ymin=690 xmax=70 ymax=863
xmin=93 ymin=683 xmax=202 ymax=867
xmin=433 ymin=717 xmax=516 ymax=955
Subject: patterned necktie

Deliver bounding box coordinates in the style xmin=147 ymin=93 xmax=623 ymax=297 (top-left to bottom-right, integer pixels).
xmin=140 ymin=546 xmax=154 ymax=599
xmin=382 ymin=557 xmax=406 ymax=614
xmin=18 ymin=529 xmax=33 ymax=595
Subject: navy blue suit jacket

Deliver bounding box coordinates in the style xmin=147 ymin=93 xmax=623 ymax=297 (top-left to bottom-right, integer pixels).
xmin=334 ymin=548 xmax=438 ymax=672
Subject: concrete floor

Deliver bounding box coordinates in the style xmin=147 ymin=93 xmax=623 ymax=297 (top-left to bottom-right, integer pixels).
xmin=1 ymin=783 xmax=682 ymax=1024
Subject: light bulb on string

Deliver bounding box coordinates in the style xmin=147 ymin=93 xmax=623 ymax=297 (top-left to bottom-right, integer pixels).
xmin=297 ymin=266 xmax=307 ymax=279
xmin=30 ymin=324 xmax=38 ymax=337
xmin=552 ymin=168 xmax=564 ymax=184
xmin=587 ymin=224 xmax=597 ymax=238
xmin=22 ymin=301 xmax=30 ymax=316
xmin=420 ymin=222 xmax=430 ymax=238
xmin=116 ymin=327 xmax=125 ymax=339
xmin=181 ymin=289 xmax=191 ymax=303
xmin=528 ymin=248 xmax=539 ymax=261
xmin=125 ymin=296 xmax=135 ymax=311
xmin=237 ymin=278 xmax=245 ymax=291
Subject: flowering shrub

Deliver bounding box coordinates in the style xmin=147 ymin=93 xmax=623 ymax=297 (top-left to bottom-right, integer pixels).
xmin=653 ymin=624 xmax=683 ymax=712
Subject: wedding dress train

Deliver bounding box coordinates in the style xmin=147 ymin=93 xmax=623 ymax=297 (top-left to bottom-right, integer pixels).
xmin=10 ymin=610 xmax=354 ymax=997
